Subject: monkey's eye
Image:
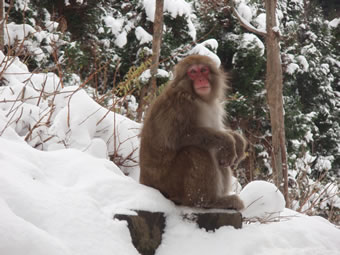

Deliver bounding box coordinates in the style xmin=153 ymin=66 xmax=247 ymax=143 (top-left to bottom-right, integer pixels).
xmin=190 ymin=69 xmax=197 ymax=74
xmin=201 ymin=67 xmax=209 ymax=73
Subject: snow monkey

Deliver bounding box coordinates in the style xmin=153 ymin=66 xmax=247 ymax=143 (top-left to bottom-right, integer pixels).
xmin=139 ymin=55 xmax=247 ymax=210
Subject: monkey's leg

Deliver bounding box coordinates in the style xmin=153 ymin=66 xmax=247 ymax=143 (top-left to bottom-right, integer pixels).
xmin=164 ymin=147 xmax=224 ymax=208
xmin=209 ymin=164 xmax=245 ymax=211
xmin=210 ymin=194 xmax=245 ymax=211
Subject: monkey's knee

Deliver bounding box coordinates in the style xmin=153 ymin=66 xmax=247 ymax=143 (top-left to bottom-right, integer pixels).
xmin=181 ymin=157 xmax=219 ymax=207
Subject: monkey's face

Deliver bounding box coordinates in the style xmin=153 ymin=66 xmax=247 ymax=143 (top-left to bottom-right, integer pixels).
xmin=187 ymin=64 xmax=211 ymax=97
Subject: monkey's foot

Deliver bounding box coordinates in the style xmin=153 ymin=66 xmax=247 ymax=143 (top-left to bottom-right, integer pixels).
xmin=213 ymin=194 xmax=245 ymax=211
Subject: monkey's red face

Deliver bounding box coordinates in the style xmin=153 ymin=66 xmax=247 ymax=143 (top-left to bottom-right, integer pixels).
xmin=187 ymin=64 xmax=211 ymax=96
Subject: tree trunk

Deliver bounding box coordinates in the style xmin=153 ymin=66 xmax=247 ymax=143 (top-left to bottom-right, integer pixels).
xmin=264 ymin=0 xmax=289 ymax=205
xmin=149 ymin=0 xmax=164 ymax=97
xmin=0 ymin=0 xmax=4 ymax=52
xmin=233 ymin=0 xmax=289 ymax=204
xmin=136 ymin=0 xmax=164 ymax=122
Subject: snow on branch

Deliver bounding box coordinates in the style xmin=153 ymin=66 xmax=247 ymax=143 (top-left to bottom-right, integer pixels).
xmin=232 ymin=6 xmax=267 ymax=37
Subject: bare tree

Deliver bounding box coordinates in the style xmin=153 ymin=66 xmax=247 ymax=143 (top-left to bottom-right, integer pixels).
xmin=264 ymin=0 xmax=288 ymax=205
xmin=136 ymin=0 xmax=164 ymax=121
xmin=0 ymin=0 xmax=4 ymax=52
xmin=233 ymin=0 xmax=289 ymax=204
xmin=149 ymin=0 xmax=164 ymax=98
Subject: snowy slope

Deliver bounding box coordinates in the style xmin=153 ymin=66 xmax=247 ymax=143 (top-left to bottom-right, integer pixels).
xmin=1 ymin=118 xmax=340 ymax=255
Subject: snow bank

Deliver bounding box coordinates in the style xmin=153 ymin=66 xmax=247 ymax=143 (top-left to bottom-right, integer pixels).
xmin=240 ymin=181 xmax=285 ymax=219
xmin=0 ymin=52 xmax=140 ymax=178
xmin=0 ymin=120 xmax=167 ymax=255
xmin=159 ymin=209 xmax=340 ymax=255
xmin=1 ymin=117 xmax=340 ymax=255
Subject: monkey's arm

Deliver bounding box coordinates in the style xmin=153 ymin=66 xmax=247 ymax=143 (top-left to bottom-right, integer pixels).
xmin=176 ymin=127 xmax=238 ymax=166
xmin=160 ymin=92 xmax=233 ymax=144
xmin=177 ymin=127 xmax=235 ymax=150
xmin=230 ymin=131 xmax=247 ymax=165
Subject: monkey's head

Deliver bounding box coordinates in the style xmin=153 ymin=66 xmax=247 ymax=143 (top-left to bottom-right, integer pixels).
xmin=172 ymin=55 xmax=228 ymax=102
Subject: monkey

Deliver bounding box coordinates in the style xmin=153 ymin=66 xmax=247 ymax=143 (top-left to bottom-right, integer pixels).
xmin=139 ymin=55 xmax=247 ymax=210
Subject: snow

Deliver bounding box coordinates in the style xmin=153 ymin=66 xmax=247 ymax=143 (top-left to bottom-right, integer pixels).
xmin=159 ymin=211 xmax=340 ymax=255
xmin=115 ymin=31 xmax=128 ymax=48
xmin=304 ymin=130 xmax=314 ymax=143
xmin=315 ymin=156 xmax=334 ymax=172
xmin=239 ymin=33 xmax=265 ymax=56
xmin=1 ymin=54 xmax=340 ymax=255
xmin=135 ymin=26 xmax=153 ymax=44
xmin=296 ymin=55 xmax=309 ymax=72
xmin=143 ymin=0 xmax=196 ymax=40
xmin=286 ymin=55 xmax=310 ymax=74
xmin=4 ymin=23 xmax=36 ymax=45
xmin=1 ymin=125 xmax=340 ymax=255
xmin=102 ymin=16 xmax=135 ymax=48
xmin=103 ymin=16 xmax=124 ymax=37
xmin=237 ymin=3 xmax=253 ymax=23
xmin=254 ymin=13 xmax=266 ymax=30
xmin=139 ymin=69 xmax=170 ymax=84
xmin=190 ymin=39 xmax=221 ymax=67
xmin=240 ymin=181 xmax=285 ymax=219
xmin=143 ymin=0 xmax=191 ymax=22
xmin=233 ymin=5 xmax=266 ymax=35
xmin=287 ymin=63 xmax=300 ymax=74
xmin=0 ymin=51 xmax=140 ymax=177
xmin=295 ymin=152 xmax=316 ymax=174
xmin=328 ymin=18 xmax=340 ymax=28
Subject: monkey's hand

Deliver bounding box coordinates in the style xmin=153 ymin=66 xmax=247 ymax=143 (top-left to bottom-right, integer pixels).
xmin=230 ymin=131 xmax=247 ymax=167
xmin=216 ymin=134 xmax=237 ymax=167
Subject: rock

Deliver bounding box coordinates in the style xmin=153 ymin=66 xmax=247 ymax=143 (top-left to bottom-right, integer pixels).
xmin=114 ymin=210 xmax=165 ymax=255
xmin=185 ymin=211 xmax=243 ymax=231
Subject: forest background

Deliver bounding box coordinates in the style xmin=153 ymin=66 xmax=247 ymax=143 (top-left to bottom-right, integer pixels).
xmin=0 ymin=0 xmax=339 ymax=224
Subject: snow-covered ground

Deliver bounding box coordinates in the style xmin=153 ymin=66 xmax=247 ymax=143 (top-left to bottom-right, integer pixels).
xmin=1 ymin=114 xmax=340 ymax=255
xmin=1 ymin=55 xmax=340 ymax=255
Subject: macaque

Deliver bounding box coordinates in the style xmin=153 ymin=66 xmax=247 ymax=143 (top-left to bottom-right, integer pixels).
xmin=139 ymin=55 xmax=247 ymax=210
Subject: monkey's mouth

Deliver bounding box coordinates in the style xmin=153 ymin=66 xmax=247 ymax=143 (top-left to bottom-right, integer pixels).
xmin=195 ymin=85 xmax=211 ymax=95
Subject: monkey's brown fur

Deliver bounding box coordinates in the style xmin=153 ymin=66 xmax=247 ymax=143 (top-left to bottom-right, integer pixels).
xmin=139 ymin=55 xmax=247 ymax=210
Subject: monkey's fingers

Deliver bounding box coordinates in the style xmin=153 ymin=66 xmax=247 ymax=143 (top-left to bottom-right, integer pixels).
xmin=231 ymin=132 xmax=247 ymax=162
xmin=217 ymin=147 xmax=237 ymax=167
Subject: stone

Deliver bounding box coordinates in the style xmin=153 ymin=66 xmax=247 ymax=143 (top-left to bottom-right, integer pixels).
xmin=114 ymin=210 xmax=165 ymax=255
xmin=185 ymin=211 xmax=243 ymax=231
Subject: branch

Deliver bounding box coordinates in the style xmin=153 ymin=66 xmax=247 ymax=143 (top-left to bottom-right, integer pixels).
xmin=232 ymin=7 xmax=267 ymax=37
